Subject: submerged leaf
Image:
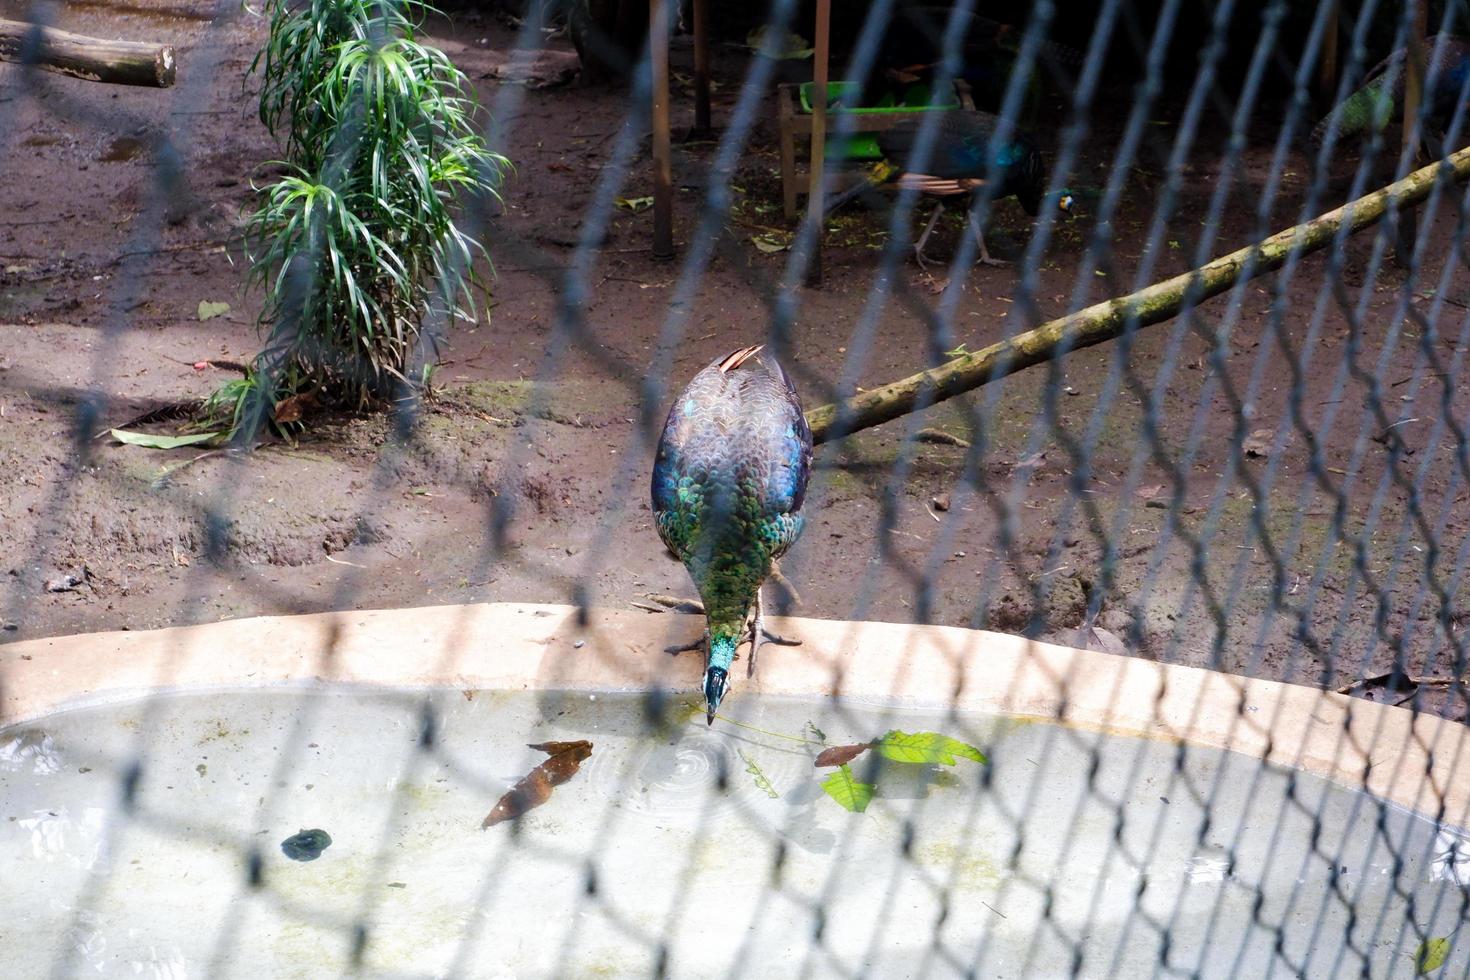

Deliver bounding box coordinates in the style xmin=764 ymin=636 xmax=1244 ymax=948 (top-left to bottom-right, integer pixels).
xmin=874 ymin=730 xmax=988 ymax=766
xmin=482 ymin=740 xmax=593 ymax=828
xmin=1417 ymin=937 xmax=1450 ymax=974
xmin=740 ymin=750 xmax=779 ymax=798
xmin=111 ymin=429 xmax=219 ymax=450
xmin=814 ymin=742 xmax=873 ymax=768
xmin=820 ymin=764 xmax=875 ymax=812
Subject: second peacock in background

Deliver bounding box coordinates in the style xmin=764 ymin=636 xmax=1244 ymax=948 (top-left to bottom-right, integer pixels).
xmin=824 ymin=112 xmax=1074 ymax=268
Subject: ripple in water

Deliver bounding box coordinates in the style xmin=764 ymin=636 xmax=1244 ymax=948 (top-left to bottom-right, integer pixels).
xmin=587 ymin=731 xmax=801 ymax=823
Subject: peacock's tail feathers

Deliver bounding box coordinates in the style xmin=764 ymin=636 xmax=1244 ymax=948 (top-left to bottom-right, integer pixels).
xmin=717 ymin=344 xmax=764 ymax=374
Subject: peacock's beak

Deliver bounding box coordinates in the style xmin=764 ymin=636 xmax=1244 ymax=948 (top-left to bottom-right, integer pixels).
xmin=704 ymin=666 xmax=729 ymax=726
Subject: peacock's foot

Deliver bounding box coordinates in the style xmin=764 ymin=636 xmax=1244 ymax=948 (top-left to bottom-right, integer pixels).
xmin=976 ymin=253 xmax=1010 ymax=268
xmin=751 ymin=625 xmax=802 ymax=647
xmin=745 ymin=614 xmax=801 ymax=678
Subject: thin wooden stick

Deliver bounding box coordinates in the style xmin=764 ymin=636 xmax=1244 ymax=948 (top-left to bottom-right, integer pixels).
xmin=805 ymin=145 xmax=1470 ymax=444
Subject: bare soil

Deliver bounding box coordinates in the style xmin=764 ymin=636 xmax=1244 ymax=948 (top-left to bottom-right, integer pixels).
xmin=2 ymin=2 xmax=1467 ymax=721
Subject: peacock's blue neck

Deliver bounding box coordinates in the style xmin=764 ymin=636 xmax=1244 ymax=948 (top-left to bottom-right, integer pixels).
xmin=707 ymin=629 xmax=740 ymax=674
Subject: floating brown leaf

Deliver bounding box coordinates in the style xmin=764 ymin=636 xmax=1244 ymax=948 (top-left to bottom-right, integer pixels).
xmin=481 ymin=740 xmax=593 ymax=828
xmin=814 ymin=742 xmax=873 ymax=768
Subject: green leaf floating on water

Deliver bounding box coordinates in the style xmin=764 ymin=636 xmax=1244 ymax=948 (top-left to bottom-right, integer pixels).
xmin=740 ymin=750 xmax=779 ymax=799
xmin=820 ymin=764 xmax=875 ymax=813
xmin=873 ymin=730 xmax=988 ymax=766
xmin=1417 ymin=937 xmax=1451 ymax=974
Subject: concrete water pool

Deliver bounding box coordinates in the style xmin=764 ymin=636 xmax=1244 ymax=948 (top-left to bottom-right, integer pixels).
xmin=2 ymin=604 xmax=1467 ymax=978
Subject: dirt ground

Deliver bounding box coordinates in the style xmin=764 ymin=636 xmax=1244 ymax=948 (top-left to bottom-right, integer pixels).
xmin=1 ymin=2 xmax=1467 ymax=720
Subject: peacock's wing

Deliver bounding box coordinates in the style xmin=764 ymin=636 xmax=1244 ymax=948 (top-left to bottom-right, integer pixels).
xmin=651 ymin=368 xmax=717 ymax=565
xmin=876 ymin=113 xmax=1037 ymax=191
xmin=876 ymin=114 xmax=996 ymax=180
xmin=747 ymin=354 xmax=813 ymax=562
xmin=651 ymin=348 xmax=812 ymax=583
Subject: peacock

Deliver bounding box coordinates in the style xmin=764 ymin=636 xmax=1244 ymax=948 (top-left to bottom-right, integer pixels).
xmin=824 ymin=112 xmax=1074 ymax=267
xmin=1311 ymin=34 xmax=1470 ymax=159
xmin=651 ymin=345 xmax=813 ymax=725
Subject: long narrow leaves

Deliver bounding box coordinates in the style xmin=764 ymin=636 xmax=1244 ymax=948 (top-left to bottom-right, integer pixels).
xmin=238 ymin=0 xmax=508 ymax=421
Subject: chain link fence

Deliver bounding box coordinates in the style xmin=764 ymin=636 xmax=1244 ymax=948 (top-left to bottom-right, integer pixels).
xmin=2 ymin=0 xmax=1469 ymax=975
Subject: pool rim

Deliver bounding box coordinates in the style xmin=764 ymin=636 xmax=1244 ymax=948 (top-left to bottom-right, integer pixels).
xmin=2 ymin=602 xmax=1466 ymax=826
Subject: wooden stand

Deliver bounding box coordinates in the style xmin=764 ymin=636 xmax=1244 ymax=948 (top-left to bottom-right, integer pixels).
xmin=0 ymin=19 xmax=175 ymax=88
xmin=777 ymin=79 xmax=976 ymax=220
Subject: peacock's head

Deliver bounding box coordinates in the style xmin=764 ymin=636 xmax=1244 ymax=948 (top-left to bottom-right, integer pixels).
xmin=1058 ymin=190 xmax=1076 ymax=215
xmin=703 ymin=666 xmax=730 ymax=725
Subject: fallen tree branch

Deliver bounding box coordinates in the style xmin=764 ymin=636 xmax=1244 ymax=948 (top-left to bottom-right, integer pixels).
xmin=806 ymin=146 xmax=1470 ymax=445
xmin=0 ymin=19 xmax=176 ymax=88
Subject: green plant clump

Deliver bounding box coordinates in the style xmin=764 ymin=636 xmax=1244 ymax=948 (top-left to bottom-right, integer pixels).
xmin=239 ymin=0 xmax=507 ymax=426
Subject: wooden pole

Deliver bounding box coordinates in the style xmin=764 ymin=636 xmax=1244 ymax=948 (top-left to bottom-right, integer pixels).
xmin=1396 ymin=2 xmax=1429 ymax=267
xmin=802 ymin=0 xmax=832 ymax=287
xmin=691 ymin=0 xmax=711 ymax=133
xmin=0 ymin=19 xmax=175 ymax=88
xmin=650 ymin=0 xmax=674 ymax=259
xmin=805 ymin=144 xmax=1470 ymax=444
xmin=1316 ymin=0 xmax=1339 ymax=104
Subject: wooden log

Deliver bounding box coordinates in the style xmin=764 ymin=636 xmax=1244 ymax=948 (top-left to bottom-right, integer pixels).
xmin=0 ymin=19 xmax=175 ymax=88
xmin=805 ymin=144 xmax=1470 ymax=445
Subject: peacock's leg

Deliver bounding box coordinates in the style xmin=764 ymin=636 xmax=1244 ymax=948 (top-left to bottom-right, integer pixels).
xmin=912 ymin=202 xmax=945 ymax=269
xmin=747 ymin=587 xmax=801 ymax=677
xmin=969 ymin=212 xmax=1009 ymax=267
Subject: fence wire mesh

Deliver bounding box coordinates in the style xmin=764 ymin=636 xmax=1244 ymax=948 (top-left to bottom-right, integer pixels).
xmin=2 ymin=0 xmax=1470 ymax=975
